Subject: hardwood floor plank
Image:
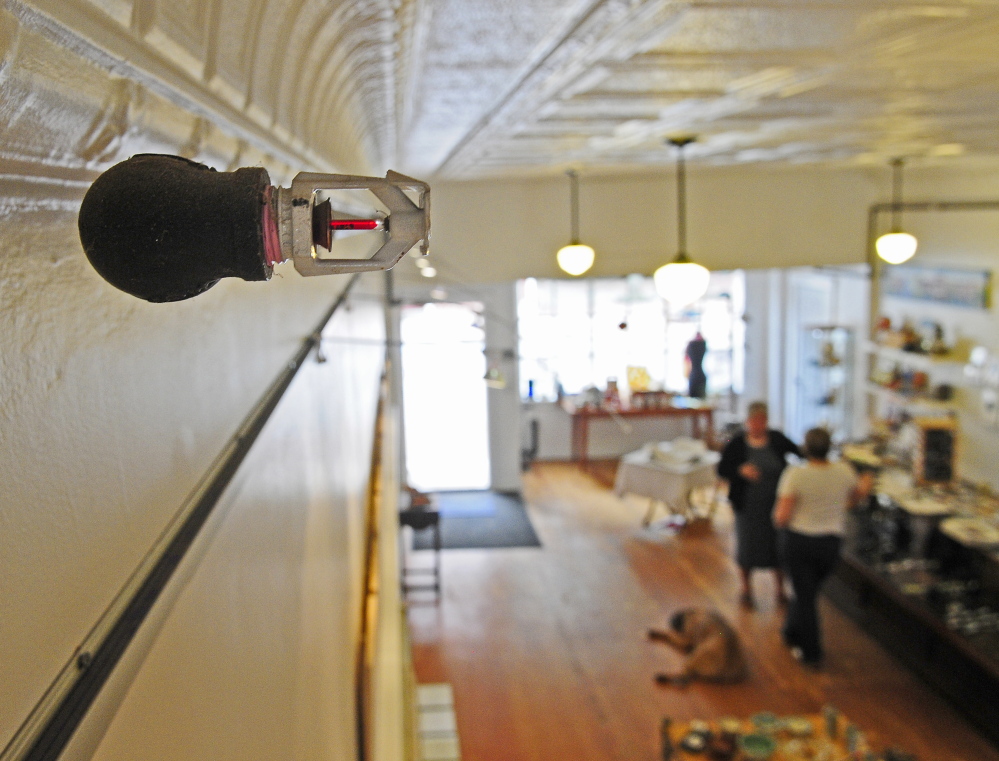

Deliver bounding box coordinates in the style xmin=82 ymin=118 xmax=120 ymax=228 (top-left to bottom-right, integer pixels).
xmin=408 ymin=462 xmax=999 ymax=761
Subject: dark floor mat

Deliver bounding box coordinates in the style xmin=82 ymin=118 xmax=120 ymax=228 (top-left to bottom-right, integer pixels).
xmin=411 ymin=491 xmax=542 ymax=550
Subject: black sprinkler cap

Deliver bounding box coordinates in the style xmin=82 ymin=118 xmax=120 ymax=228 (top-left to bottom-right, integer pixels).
xmin=78 ymin=154 xmax=273 ymax=302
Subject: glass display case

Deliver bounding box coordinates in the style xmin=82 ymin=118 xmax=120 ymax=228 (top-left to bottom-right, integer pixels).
xmin=828 ymin=485 xmax=999 ymax=745
xmin=795 ymin=325 xmax=854 ymax=441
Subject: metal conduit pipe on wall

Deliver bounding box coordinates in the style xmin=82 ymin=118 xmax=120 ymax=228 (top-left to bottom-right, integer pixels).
xmin=866 ymin=199 xmax=999 ymax=339
xmin=1 ymin=276 xmax=362 ymax=761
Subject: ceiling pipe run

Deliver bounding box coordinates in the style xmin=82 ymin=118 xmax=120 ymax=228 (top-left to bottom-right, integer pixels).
xmin=866 ymin=198 xmax=999 ymax=339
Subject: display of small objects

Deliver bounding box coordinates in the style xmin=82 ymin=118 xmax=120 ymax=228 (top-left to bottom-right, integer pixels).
xmin=944 ymin=601 xmax=999 ymax=635
xmin=845 ymin=495 xmax=999 ymax=666
xmin=660 ymin=708 xmax=915 ymax=760
xmin=876 ymin=558 xmax=940 ymax=597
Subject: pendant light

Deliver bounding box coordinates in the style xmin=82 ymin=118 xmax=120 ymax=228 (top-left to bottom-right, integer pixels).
xmin=875 ymin=158 xmax=918 ymax=265
xmin=556 ymin=169 xmax=595 ymax=276
xmin=654 ymin=136 xmax=710 ymax=306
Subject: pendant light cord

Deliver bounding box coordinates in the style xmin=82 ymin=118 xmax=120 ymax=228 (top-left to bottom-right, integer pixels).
xmin=669 ymin=136 xmax=695 ymax=260
xmin=568 ymin=169 xmax=580 ymax=244
xmin=676 ymin=146 xmax=687 ymax=256
xmin=891 ymin=157 xmax=905 ymax=232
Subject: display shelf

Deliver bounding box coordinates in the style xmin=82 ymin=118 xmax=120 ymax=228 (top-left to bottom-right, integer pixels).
xmin=864 ymin=339 xmax=965 ymax=427
xmin=864 ymin=382 xmax=958 ymax=413
xmin=863 ymin=341 xmax=968 ymax=383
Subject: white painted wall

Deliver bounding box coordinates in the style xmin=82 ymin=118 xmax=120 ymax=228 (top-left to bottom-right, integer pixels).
xmin=85 ymin=301 xmax=386 ymax=761
xmin=0 ymin=195 xmax=391 ymax=759
xmin=395 ymin=166 xmax=886 ymax=286
xmin=523 ymin=402 xmax=573 ymax=461
xmin=480 ymin=282 xmax=523 ymax=493
xmin=740 ymin=270 xmax=772 ymax=420
xmin=0 ymin=7 xmax=400 ymax=759
xmin=0 ymin=192 xmax=378 ymax=747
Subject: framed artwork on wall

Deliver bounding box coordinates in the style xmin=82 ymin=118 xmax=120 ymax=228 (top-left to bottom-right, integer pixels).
xmin=881 ymin=265 xmax=992 ymax=309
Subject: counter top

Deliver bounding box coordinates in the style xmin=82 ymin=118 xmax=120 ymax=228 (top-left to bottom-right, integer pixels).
xmin=871 ymin=468 xmax=999 ymax=542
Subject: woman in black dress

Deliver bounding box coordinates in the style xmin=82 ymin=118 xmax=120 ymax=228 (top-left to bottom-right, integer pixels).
xmin=717 ymin=401 xmax=800 ymax=608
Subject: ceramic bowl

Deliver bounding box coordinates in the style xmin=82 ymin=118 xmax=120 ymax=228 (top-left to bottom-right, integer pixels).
xmin=784 ymin=716 xmax=814 ymax=737
xmin=750 ymin=711 xmax=779 ymax=733
xmin=689 ymin=719 xmax=711 ymax=735
xmin=680 ymin=731 xmax=708 ymax=753
xmin=718 ymin=717 xmax=742 ymax=736
xmin=738 ymin=733 xmax=777 ymax=760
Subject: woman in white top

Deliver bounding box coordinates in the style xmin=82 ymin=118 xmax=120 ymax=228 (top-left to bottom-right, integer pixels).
xmin=773 ymin=427 xmax=873 ymax=666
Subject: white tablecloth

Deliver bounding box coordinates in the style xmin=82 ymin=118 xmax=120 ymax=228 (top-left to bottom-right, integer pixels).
xmin=614 ymin=445 xmax=721 ymax=524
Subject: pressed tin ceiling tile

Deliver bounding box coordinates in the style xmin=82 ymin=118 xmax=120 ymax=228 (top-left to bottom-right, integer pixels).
xmin=25 ymin=0 xmax=999 ymax=177
xmin=640 ymin=6 xmax=860 ymax=55
xmin=409 ymin=0 xmax=999 ymax=176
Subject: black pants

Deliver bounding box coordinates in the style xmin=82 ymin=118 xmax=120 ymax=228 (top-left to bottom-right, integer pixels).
xmin=779 ymin=529 xmax=842 ymax=663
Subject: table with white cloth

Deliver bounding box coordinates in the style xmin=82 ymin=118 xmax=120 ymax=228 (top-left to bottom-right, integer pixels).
xmin=614 ymin=443 xmax=721 ymax=527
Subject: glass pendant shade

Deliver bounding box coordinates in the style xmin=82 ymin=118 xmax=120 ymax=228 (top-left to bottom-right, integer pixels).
xmin=655 ymin=136 xmax=710 ymax=305
xmin=557 ymin=243 xmax=595 ymax=276
xmin=557 ymin=170 xmax=594 ymax=276
xmin=654 ymin=255 xmax=710 ymax=307
xmin=875 ymin=231 xmax=918 ymax=264
xmin=876 ymin=158 xmax=918 ymax=265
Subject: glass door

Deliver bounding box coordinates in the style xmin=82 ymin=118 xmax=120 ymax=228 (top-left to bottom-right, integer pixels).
xmin=401 ymin=302 xmax=491 ymax=491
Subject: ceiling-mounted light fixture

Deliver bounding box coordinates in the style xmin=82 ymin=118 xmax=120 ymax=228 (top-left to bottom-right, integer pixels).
xmin=556 ymin=169 xmax=595 ymax=276
xmin=654 ymin=136 xmax=710 ymax=306
xmin=875 ymin=158 xmax=918 ymax=265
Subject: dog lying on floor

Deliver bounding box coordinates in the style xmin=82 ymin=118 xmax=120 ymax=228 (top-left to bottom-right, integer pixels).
xmin=647 ymin=608 xmax=747 ymax=685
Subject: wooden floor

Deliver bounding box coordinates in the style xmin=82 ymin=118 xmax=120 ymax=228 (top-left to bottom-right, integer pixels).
xmin=407 ymin=462 xmax=999 ymax=761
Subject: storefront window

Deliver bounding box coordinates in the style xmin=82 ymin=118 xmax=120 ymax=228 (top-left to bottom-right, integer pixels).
xmin=517 ymin=272 xmax=745 ymax=402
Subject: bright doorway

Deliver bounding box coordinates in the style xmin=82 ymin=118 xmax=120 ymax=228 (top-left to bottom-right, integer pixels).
xmin=401 ymin=302 xmax=491 ymax=492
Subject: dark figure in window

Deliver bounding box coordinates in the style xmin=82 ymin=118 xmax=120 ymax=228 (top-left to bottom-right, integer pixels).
xmin=685 ymin=332 xmax=708 ymax=398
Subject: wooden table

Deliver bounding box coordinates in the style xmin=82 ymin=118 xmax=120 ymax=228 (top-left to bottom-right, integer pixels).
xmin=614 ymin=446 xmax=721 ymax=526
xmin=562 ymin=401 xmax=714 ymax=465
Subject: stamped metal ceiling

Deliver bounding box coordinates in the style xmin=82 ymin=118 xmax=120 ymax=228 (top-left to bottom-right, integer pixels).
xmin=11 ymin=0 xmax=999 ymax=180
xmin=401 ymin=0 xmax=999 ymax=178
